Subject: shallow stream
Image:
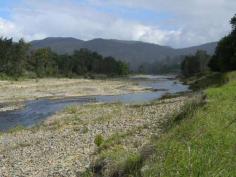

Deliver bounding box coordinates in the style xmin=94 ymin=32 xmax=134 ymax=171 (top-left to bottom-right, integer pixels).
xmin=0 ymin=75 xmax=189 ymax=131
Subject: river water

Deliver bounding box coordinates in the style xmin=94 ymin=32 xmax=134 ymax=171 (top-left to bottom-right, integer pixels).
xmin=0 ymin=75 xmax=189 ymax=131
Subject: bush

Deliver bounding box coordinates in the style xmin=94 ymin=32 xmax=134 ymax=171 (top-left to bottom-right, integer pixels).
xmin=64 ymin=105 xmax=78 ymax=114
xmin=94 ymin=134 xmax=104 ymax=147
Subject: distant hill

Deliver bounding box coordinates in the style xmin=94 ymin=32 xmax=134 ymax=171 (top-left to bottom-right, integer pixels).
xmin=30 ymin=37 xmax=84 ymax=54
xmin=176 ymin=42 xmax=217 ymax=56
xmin=30 ymin=37 xmax=217 ymax=70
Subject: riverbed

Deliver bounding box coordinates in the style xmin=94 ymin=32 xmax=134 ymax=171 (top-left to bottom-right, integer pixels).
xmin=0 ymin=75 xmax=190 ymax=176
xmin=0 ymin=75 xmax=188 ymax=131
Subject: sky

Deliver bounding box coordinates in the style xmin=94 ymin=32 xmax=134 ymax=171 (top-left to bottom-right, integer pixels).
xmin=0 ymin=0 xmax=235 ymax=48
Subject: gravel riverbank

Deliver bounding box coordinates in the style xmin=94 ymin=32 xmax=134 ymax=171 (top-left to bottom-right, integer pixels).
xmin=0 ymin=96 xmax=189 ymax=176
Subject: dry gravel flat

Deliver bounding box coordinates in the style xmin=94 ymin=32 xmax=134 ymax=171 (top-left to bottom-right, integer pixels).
xmin=0 ymin=96 xmax=188 ymax=177
xmin=0 ymin=78 xmax=148 ymax=112
xmin=0 ymin=78 xmax=147 ymax=103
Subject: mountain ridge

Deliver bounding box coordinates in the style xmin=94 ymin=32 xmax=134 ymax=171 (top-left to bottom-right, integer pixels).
xmin=30 ymin=37 xmax=217 ymax=70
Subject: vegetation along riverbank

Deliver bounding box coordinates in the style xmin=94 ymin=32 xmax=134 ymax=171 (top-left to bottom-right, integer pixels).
xmin=114 ymin=71 xmax=236 ymax=177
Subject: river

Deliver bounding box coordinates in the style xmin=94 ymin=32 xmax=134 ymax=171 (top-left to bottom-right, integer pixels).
xmin=0 ymin=75 xmax=189 ymax=131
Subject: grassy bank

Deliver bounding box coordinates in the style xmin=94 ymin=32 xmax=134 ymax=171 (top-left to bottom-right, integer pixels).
xmin=183 ymin=71 xmax=236 ymax=91
xmin=86 ymin=72 xmax=236 ymax=177
xmin=141 ymin=72 xmax=236 ymax=177
xmin=182 ymin=72 xmax=226 ymax=91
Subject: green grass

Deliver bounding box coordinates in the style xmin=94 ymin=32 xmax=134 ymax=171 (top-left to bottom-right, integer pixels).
xmin=185 ymin=72 xmax=227 ymax=90
xmin=99 ymin=132 xmax=129 ymax=150
xmin=84 ymin=127 xmax=148 ymax=177
xmin=8 ymin=125 xmax=26 ymax=134
xmin=64 ymin=105 xmax=79 ymax=114
xmin=141 ymin=72 xmax=236 ymax=177
xmin=91 ymin=115 xmax=113 ymax=124
xmin=98 ymin=126 xmax=147 ymax=151
xmin=94 ymin=134 xmax=104 ymax=147
xmin=92 ymin=145 xmax=142 ymax=177
xmin=226 ymin=70 xmax=236 ymax=82
xmin=93 ymin=129 xmax=138 ymax=150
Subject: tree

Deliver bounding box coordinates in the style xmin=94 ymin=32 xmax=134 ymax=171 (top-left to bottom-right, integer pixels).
xmin=230 ymin=15 xmax=236 ymax=32
xmin=0 ymin=38 xmax=29 ymax=78
xmin=208 ymin=14 xmax=236 ymax=72
xmin=56 ymin=54 xmax=73 ymax=76
xmin=195 ymin=50 xmax=211 ymax=72
xmin=0 ymin=38 xmax=13 ymax=74
xmin=117 ymin=61 xmax=129 ymax=75
xmin=9 ymin=39 xmax=29 ymax=77
xmin=30 ymin=48 xmax=57 ymax=77
xmin=181 ymin=50 xmax=210 ymax=77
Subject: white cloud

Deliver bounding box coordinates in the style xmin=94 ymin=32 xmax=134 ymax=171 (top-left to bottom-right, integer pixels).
xmin=0 ymin=0 xmax=235 ymax=47
xmin=105 ymin=0 xmax=236 ymax=46
xmin=0 ymin=17 xmax=20 ymax=39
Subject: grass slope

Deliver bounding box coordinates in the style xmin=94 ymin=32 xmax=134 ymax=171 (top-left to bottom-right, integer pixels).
xmin=86 ymin=72 xmax=236 ymax=177
xmin=142 ymin=72 xmax=236 ymax=177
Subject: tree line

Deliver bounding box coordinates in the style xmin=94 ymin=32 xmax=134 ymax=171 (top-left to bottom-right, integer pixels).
xmin=181 ymin=50 xmax=211 ymax=77
xmin=181 ymin=14 xmax=236 ymax=77
xmin=0 ymin=38 xmax=129 ymax=78
xmin=138 ymin=56 xmax=181 ymax=74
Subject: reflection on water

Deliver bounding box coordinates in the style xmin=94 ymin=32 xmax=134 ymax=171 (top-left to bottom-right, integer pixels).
xmin=0 ymin=75 xmax=189 ymax=131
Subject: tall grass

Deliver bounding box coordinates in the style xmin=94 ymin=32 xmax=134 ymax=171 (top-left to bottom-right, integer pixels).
xmin=92 ymin=145 xmax=142 ymax=177
xmin=141 ymin=72 xmax=236 ymax=177
xmin=187 ymin=72 xmax=227 ymax=90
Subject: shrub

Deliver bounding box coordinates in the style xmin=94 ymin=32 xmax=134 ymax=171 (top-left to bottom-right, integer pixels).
xmin=94 ymin=134 xmax=104 ymax=147
xmin=64 ymin=105 xmax=78 ymax=114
